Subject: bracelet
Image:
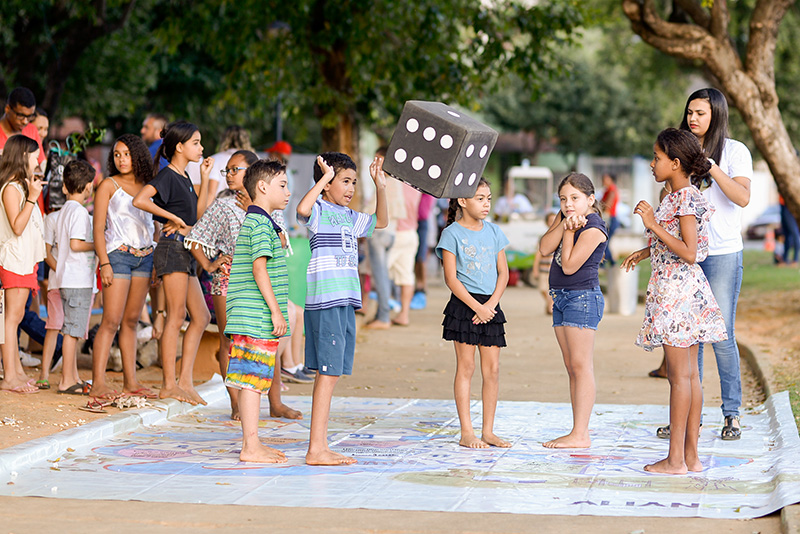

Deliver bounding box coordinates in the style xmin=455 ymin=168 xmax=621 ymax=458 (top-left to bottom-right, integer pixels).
xmin=155 ymin=310 xmax=167 ymax=317
xmin=99 ymin=263 xmax=111 ymax=268
xmin=25 ymin=199 xmax=36 ymax=205
xmin=707 ymin=157 xmax=716 ymax=167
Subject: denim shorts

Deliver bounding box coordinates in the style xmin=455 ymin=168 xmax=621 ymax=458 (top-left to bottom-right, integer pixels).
xmin=550 ymin=287 xmax=604 ymax=330
xmin=60 ymin=287 xmax=93 ymax=339
xmin=153 ymin=237 xmax=196 ymax=277
xmin=108 ymin=248 xmax=154 ymax=280
xmin=304 ymin=306 xmax=356 ymax=376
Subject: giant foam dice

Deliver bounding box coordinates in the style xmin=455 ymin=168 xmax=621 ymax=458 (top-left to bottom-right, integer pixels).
xmin=383 ymin=101 xmax=498 ymax=198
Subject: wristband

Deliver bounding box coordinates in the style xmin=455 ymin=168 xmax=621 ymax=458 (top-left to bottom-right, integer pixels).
xmin=25 ymin=199 xmax=36 ymax=205
xmin=100 ymin=263 xmax=111 ymax=268
xmin=707 ymin=157 xmax=716 ymax=167
xmin=155 ymin=310 xmax=167 ymax=317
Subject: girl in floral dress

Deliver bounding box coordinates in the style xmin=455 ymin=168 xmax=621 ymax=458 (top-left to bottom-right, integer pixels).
xmin=622 ymin=128 xmax=727 ymax=475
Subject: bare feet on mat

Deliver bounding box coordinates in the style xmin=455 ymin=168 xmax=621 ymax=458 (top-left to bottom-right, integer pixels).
xmin=482 ymin=433 xmax=512 ymax=448
xmin=159 ymin=386 xmax=196 ymax=405
xmin=459 ymin=434 xmax=489 ymax=449
xmin=644 ymin=457 xmax=687 ymax=475
xmin=270 ymin=402 xmax=303 ymax=420
xmin=542 ymin=433 xmax=590 ymax=449
xmin=240 ymin=444 xmax=287 ymax=463
xmin=306 ymin=449 xmax=357 ymax=465
xmin=365 ymin=320 xmax=391 ymax=330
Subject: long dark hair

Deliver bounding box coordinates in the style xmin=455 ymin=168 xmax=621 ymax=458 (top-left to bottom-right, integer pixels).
xmin=153 ymin=120 xmax=199 ymax=178
xmin=557 ymin=172 xmax=601 ymax=215
xmin=656 ymin=128 xmax=712 ymax=188
xmin=108 ymin=134 xmax=152 ymax=184
xmin=445 ymin=177 xmax=491 ymax=226
xmin=678 ymin=87 xmax=728 ymax=165
xmin=0 ymin=134 xmax=39 ymax=198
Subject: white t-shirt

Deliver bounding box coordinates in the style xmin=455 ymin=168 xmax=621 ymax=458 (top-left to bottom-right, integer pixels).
xmin=704 ymin=138 xmax=753 ymax=255
xmin=44 ymin=211 xmax=60 ymax=289
xmin=54 ymin=200 xmax=96 ymax=289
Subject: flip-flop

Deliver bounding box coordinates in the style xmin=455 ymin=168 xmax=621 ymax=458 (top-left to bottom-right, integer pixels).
xmin=79 ymin=398 xmax=112 ymax=413
xmin=648 ymin=369 xmax=667 ymax=379
xmin=35 ymin=379 xmax=51 ymax=389
xmin=57 ymin=382 xmax=90 ymax=395
xmin=3 ymin=384 xmax=40 ymax=394
xmin=125 ymin=387 xmax=158 ymax=399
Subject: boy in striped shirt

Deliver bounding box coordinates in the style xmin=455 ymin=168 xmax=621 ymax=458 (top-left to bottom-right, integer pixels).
xmin=297 ymin=152 xmax=388 ymax=465
xmin=224 ymin=160 xmax=291 ymax=463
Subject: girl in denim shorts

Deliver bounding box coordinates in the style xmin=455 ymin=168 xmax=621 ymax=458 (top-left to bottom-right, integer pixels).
xmin=538 ymin=173 xmax=608 ymax=449
xmin=132 ymin=121 xmax=213 ymax=406
xmin=90 ymin=134 xmax=157 ymax=401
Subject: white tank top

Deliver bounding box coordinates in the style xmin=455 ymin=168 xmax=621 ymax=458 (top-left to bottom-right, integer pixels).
xmin=104 ymin=178 xmax=155 ymax=252
xmin=0 ymin=181 xmax=46 ymax=275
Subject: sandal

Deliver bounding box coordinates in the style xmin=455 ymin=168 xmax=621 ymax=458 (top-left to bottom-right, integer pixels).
xmin=648 ymin=369 xmax=667 ymax=379
xmin=721 ymin=415 xmax=741 ymax=440
xmin=35 ymin=379 xmax=50 ymax=390
xmin=57 ymin=382 xmax=90 ymax=395
xmin=656 ymin=422 xmax=703 ymax=439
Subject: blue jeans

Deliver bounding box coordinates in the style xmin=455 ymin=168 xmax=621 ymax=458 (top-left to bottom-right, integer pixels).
xmin=780 ymin=204 xmax=800 ymax=263
xmin=603 ymin=216 xmax=619 ymax=264
xmin=698 ymin=251 xmax=743 ymax=418
xmin=18 ymin=292 xmax=63 ymax=360
xmin=368 ymin=229 xmax=394 ymax=323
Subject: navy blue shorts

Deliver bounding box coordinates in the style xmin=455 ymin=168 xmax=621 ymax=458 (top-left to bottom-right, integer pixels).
xmin=550 ymin=287 xmax=604 ymax=330
xmin=304 ymin=306 xmax=356 ymax=376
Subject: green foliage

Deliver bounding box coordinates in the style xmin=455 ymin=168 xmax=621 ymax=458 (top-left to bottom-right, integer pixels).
xmin=66 ymin=123 xmax=106 ymax=154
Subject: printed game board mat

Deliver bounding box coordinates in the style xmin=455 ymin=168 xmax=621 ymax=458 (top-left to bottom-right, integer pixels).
xmin=1 ymin=376 xmax=799 ymax=518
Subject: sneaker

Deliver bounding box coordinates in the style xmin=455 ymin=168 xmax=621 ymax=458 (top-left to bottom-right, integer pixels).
xmin=388 ymin=298 xmax=401 ymax=313
xmin=19 ymin=350 xmax=41 ymax=367
xmin=302 ymin=366 xmax=317 ymax=376
xmin=281 ymin=367 xmax=314 ymax=384
xmin=410 ymin=291 xmax=427 ymax=310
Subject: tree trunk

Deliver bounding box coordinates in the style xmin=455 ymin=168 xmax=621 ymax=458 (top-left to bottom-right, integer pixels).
xmin=622 ymin=0 xmax=800 ymax=222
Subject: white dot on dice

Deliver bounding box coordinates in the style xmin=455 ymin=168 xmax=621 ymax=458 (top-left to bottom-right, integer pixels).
xmin=394 ymin=148 xmax=407 ymax=163
xmin=411 ymin=156 xmax=425 ymax=171
xmin=428 ymin=165 xmax=441 ymax=179
xmin=468 ymin=173 xmax=477 ymax=186
xmin=423 ymin=127 xmax=436 ymax=141
xmin=454 ymin=172 xmax=464 ymax=185
xmin=466 ymin=144 xmax=475 ymax=157
xmin=440 ymin=135 xmax=453 ymax=149
xmin=406 ymin=118 xmax=419 ymax=132
xmin=479 ymin=145 xmax=488 ymax=158
xmin=447 ymin=110 xmax=461 ymax=118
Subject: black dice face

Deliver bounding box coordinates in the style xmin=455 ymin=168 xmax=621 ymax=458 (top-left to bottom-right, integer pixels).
xmin=383 ymin=101 xmax=498 ymax=198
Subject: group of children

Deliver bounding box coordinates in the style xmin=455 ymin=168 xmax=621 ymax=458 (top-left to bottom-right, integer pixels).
xmin=0 ymin=105 xmax=739 ymax=473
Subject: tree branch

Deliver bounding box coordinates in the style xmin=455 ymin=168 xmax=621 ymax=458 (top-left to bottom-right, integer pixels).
xmin=622 ymin=0 xmax=712 ymax=60
xmin=745 ymin=0 xmax=793 ymax=105
xmin=709 ymin=0 xmax=731 ymax=40
xmin=674 ymin=0 xmax=710 ymax=29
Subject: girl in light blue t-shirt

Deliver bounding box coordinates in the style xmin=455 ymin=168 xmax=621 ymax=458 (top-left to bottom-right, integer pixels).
xmin=435 ymin=178 xmax=511 ymax=450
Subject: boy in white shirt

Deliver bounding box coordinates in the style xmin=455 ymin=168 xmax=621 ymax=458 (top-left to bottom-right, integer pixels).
xmin=54 ymin=161 xmax=96 ymax=395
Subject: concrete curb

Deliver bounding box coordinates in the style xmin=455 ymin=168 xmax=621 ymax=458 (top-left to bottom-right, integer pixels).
xmin=0 ymin=375 xmax=227 ymax=477
xmin=740 ymin=340 xmax=800 ymax=533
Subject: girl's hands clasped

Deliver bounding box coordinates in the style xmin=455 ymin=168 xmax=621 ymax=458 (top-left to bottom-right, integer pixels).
xmin=473 ymin=303 xmax=497 ymax=325
xmin=563 ymin=214 xmax=587 ymax=232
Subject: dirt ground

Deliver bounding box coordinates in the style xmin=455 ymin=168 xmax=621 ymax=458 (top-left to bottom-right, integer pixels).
xmin=0 ymin=277 xmax=781 ymax=533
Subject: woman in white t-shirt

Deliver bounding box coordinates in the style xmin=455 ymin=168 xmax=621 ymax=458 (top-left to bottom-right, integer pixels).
xmin=656 ymin=88 xmax=752 ymax=441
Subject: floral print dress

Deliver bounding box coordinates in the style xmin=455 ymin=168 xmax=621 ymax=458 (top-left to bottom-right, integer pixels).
xmin=635 ymin=186 xmax=727 ymax=351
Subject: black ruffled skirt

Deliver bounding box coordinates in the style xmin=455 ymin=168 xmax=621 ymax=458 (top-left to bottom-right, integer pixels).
xmin=442 ymin=292 xmax=506 ymax=347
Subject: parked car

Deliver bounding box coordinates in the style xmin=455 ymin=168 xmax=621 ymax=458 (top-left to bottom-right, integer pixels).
xmin=745 ymin=205 xmax=782 ymax=240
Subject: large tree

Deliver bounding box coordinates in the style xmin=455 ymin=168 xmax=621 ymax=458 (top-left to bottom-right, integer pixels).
xmin=622 ymin=0 xmax=800 ymax=220
xmin=160 ymin=0 xmax=585 ymax=161
xmin=0 ymin=0 xmax=139 ymax=115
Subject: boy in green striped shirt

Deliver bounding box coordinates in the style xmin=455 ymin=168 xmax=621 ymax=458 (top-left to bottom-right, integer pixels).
xmin=224 ymin=160 xmax=292 ymax=463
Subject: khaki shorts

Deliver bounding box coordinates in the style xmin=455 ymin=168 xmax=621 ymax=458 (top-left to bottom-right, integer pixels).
xmin=387 ymin=230 xmax=418 ymax=286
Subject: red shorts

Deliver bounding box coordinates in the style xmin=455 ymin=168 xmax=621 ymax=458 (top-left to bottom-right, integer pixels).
xmin=0 ymin=264 xmax=39 ymax=294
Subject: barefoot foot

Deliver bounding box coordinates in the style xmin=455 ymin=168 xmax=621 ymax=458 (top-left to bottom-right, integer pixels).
xmin=482 ymin=433 xmax=512 ymax=448
xmin=177 ymin=384 xmax=207 ymax=406
xmin=459 ymin=435 xmax=489 ymax=449
xmin=542 ymin=433 xmax=590 ymax=449
xmin=159 ymin=386 xmax=195 ymax=404
xmin=270 ymin=402 xmax=302 ymax=420
xmin=685 ymin=457 xmax=703 ymax=472
xmin=240 ymin=444 xmax=287 ymax=463
xmin=644 ymin=457 xmax=687 ymax=474
xmin=88 ymin=385 xmax=121 ymax=399
xmin=230 ymin=406 xmax=241 ymax=421
xmin=306 ymin=449 xmax=357 ymax=465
